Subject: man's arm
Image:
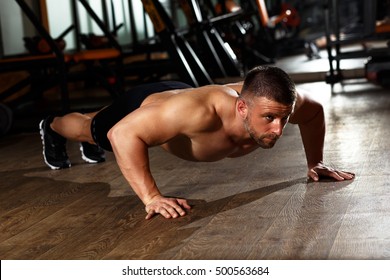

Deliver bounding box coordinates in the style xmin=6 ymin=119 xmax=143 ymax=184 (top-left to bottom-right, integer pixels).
xmin=107 ymin=103 xmax=191 ymax=219
xmin=289 ymin=92 xmax=354 ymax=181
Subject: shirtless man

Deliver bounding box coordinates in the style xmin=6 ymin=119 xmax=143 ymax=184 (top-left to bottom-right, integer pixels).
xmin=39 ymin=66 xmax=354 ymax=219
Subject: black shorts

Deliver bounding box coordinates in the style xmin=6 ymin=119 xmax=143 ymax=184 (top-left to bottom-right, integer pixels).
xmin=91 ymin=81 xmax=192 ymax=151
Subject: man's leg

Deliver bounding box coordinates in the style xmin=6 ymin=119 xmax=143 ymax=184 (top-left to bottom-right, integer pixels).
xmin=40 ymin=81 xmax=192 ymax=169
xmin=39 ymin=111 xmax=104 ymax=170
xmin=50 ymin=112 xmax=96 ymax=143
xmin=51 ymin=112 xmax=106 ymax=164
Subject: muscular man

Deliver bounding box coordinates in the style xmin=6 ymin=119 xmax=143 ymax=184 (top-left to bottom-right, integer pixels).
xmin=39 ymin=66 xmax=354 ymax=219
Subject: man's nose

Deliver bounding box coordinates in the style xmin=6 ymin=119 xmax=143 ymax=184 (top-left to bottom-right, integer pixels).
xmin=272 ymin=121 xmax=284 ymax=136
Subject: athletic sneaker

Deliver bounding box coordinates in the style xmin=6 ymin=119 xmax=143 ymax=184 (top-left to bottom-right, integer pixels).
xmin=80 ymin=142 xmax=105 ymax=163
xmin=39 ymin=116 xmax=71 ymax=170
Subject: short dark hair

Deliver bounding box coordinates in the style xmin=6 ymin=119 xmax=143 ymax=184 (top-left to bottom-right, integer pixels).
xmin=240 ymin=66 xmax=296 ymax=106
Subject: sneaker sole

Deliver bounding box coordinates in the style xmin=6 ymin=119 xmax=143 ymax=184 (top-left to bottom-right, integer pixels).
xmin=39 ymin=119 xmax=71 ymax=170
xmin=79 ymin=143 xmax=100 ymax=164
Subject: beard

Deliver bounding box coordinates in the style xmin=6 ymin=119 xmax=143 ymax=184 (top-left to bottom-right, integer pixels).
xmin=244 ymin=118 xmax=279 ymax=149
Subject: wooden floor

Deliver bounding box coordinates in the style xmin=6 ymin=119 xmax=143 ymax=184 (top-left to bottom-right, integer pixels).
xmin=0 ymin=79 xmax=389 ymax=260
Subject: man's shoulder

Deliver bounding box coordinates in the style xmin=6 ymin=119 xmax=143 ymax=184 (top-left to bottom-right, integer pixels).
xmin=200 ymin=84 xmax=240 ymax=98
xmin=170 ymin=84 xmax=236 ymax=102
xmin=157 ymin=85 xmax=237 ymax=118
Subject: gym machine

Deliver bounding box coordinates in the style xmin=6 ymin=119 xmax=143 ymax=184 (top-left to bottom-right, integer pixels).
xmin=90 ymin=0 xmax=212 ymax=86
xmin=323 ymin=0 xmax=390 ymax=86
xmin=0 ymin=0 xmax=128 ymax=135
xmin=119 ymin=1 xmax=177 ymax=84
xmin=68 ymin=0 xmax=124 ymax=97
xmin=200 ymin=0 xmax=275 ymax=72
xmin=200 ymin=0 xmax=314 ymax=71
xmin=141 ymin=0 xmax=213 ymax=87
xmin=177 ymin=0 xmax=242 ymax=78
xmin=251 ymin=0 xmax=320 ymax=61
xmin=0 ymin=0 xmax=70 ymax=114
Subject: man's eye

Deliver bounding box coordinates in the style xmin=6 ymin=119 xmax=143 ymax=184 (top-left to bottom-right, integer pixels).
xmin=265 ymin=116 xmax=274 ymax=121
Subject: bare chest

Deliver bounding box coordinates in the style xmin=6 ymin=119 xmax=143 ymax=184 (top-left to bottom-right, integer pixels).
xmin=160 ymin=132 xmax=258 ymax=162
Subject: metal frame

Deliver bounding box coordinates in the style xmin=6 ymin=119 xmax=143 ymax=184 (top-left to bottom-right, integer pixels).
xmin=141 ymin=0 xmax=213 ymax=87
xmin=324 ymin=0 xmax=390 ymax=85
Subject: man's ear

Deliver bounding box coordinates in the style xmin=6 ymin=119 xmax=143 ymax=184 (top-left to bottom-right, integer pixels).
xmin=237 ymin=99 xmax=248 ymax=119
